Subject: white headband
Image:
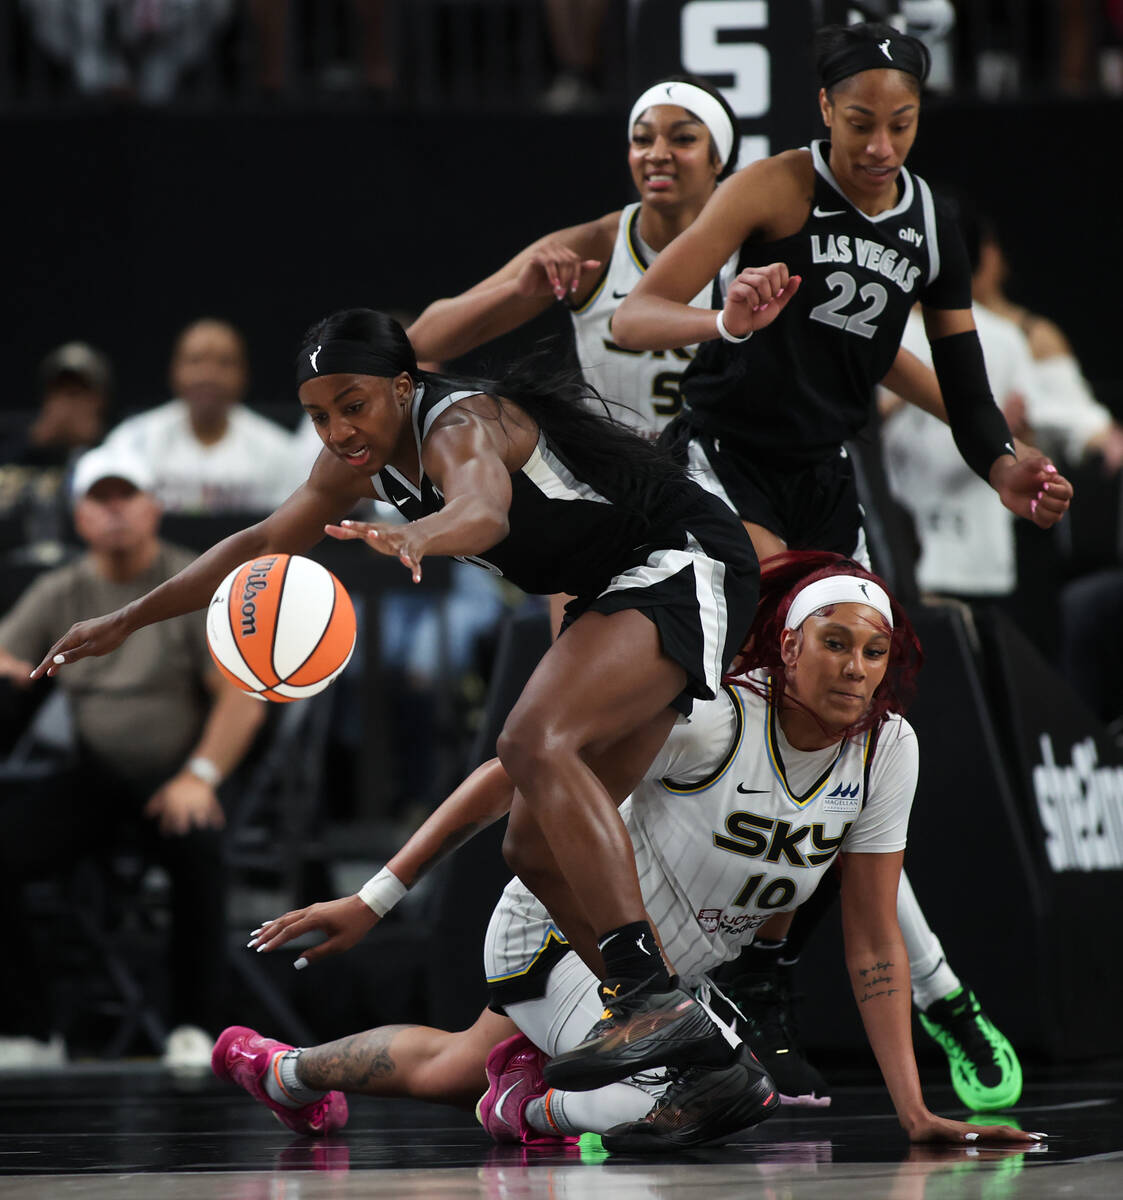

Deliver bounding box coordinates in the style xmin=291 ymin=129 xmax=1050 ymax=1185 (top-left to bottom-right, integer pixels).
xmin=628 ymin=82 xmax=735 ymax=170
xmin=785 ymin=575 xmax=894 ymax=633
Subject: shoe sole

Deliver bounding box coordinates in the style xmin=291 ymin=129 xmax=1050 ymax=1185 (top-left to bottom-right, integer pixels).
xmin=601 ymin=1069 xmax=780 ymax=1153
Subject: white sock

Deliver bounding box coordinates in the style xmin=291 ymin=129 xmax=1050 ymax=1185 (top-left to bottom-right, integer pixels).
xmin=526 ymin=1082 xmax=655 ymax=1136
xmin=262 ymin=1049 xmax=327 ymax=1109
xmin=897 ymin=872 xmax=961 ymax=1010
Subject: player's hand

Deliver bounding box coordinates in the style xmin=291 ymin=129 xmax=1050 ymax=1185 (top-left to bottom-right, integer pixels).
xmin=722 ymin=263 xmax=802 ymax=337
xmin=904 ymin=1112 xmax=1046 ymax=1145
xmin=325 ymin=519 xmax=427 ymax=583
xmin=990 ymin=454 xmax=1072 ymax=529
xmin=248 ymin=895 xmax=379 ymax=967
xmin=31 ymin=607 xmax=134 ymax=679
xmin=145 ymin=774 xmax=226 ymax=836
xmin=517 ymin=243 xmax=602 ymax=302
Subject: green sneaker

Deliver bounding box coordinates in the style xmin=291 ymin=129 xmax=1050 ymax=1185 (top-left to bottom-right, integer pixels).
xmin=917 ymin=987 xmax=1022 ymax=1111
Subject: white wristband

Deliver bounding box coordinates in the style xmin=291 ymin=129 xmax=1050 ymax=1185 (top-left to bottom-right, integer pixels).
xmin=358 ymin=866 xmax=407 ymax=917
xmin=715 ymin=310 xmax=752 ymax=344
xmin=186 ymin=756 xmax=221 ymax=786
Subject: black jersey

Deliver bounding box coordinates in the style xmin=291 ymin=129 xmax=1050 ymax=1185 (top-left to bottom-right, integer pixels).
xmin=680 ymin=140 xmax=973 ymax=464
xmin=368 ymin=378 xmax=727 ymax=598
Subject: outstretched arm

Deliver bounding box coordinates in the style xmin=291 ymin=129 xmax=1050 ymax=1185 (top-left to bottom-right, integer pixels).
xmin=839 ymin=850 xmax=1043 ymax=1146
xmin=407 ymin=217 xmax=611 ymax=363
xmin=612 ymin=157 xmax=803 ymax=350
xmin=32 ymin=457 xmax=370 ymax=679
xmin=324 ymin=394 xmax=524 ymax=582
xmin=250 ymin=757 xmax=517 ymax=965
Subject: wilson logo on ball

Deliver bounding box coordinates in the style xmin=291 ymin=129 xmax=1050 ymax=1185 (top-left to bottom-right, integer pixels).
xmin=207 ymin=554 xmax=356 ymax=702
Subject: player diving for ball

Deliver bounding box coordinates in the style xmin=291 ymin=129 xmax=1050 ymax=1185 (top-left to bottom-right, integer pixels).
xmin=214 ymin=553 xmax=1044 ymax=1153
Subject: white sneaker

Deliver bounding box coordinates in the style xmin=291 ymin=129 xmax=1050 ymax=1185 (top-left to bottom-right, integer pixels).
xmin=0 ymin=1034 xmax=67 ymax=1070
xmin=163 ymin=1025 xmax=214 ymax=1070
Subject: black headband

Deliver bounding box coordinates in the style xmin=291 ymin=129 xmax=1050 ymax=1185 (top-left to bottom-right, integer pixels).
xmin=819 ymin=33 xmax=929 ymax=92
xmin=295 ymin=339 xmax=407 ymax=387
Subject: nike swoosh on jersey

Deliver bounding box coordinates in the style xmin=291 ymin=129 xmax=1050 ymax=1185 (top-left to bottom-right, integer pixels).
xmin=736 ymin=784 xmax=769 ymax=794
xmin=612 ymin=290 xmax=630 ymax=299
xmin=813 ymin=206 xmax=846 ymax=218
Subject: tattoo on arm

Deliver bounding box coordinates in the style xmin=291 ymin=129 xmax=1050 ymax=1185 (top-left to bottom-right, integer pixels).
xmin=300 ymin=1025 xmax=419 ymax=1093
xmin=856 ymin=959 xmax=901 ymax=1004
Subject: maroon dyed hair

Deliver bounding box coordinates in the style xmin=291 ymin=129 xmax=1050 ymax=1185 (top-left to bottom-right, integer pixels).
xmin=726 ymin=550 xmax=923 ymax=737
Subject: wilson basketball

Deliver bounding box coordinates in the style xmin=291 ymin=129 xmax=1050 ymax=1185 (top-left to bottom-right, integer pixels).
xmin=206 ymin=554 xmax=357 ymax=702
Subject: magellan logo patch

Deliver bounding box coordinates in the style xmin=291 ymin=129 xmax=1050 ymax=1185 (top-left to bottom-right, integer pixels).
xmin=823 ymin=781 xmax=860 ymax=811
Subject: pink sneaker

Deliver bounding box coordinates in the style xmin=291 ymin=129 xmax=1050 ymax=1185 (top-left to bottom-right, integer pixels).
xmin=476 ymin=1033 xmax=577 ymax=1146
xmin=211 ymin=1025 xmax=348 ymax=1137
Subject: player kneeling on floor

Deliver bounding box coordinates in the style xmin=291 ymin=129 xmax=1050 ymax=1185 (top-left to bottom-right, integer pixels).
xmin=215 ymin=553 xmax=1044 ymax=1152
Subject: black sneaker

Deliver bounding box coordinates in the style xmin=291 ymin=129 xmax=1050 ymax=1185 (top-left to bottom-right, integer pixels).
xmin=715 ymin=959 xmax=831 ymax=1107
xmin=601 ymin=1043 xmax=780 ymax=1153
xmin=542 ymin=976 xmax=738 ymax=1092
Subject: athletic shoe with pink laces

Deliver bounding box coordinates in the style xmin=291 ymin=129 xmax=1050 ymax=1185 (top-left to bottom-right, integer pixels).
xmin=476 ymin=1033 xmax=577 ymax=1146
xmin=211 ymin=1025 xmax=349 ymax=1137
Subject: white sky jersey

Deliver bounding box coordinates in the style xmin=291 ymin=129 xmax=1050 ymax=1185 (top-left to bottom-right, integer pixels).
xmin=485 ymin=671 xmax=918 ymax=990
xmin=570 ymin=203 xmax=735 ymax=435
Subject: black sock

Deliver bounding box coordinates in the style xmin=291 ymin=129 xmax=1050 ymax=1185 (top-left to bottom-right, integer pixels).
xmin=746 ymin=937 xmax=789 ymax=973
xmin=597 ymin=921 xmax=671 ymax=990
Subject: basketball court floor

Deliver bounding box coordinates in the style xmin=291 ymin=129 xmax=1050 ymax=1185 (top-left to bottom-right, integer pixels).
xmin=1 ymin=1059 xmax=1121 ymax=1198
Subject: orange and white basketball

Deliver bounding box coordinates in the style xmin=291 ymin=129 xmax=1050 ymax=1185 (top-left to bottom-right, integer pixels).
xmin=206 ymin=554 xmax=356 ymax=702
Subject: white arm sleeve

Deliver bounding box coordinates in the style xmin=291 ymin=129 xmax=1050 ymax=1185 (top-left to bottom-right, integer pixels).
xmin=841 ymin=716 xmax=919 ymax=853
xmin=645 ymin=688 xmax=738 ymax=786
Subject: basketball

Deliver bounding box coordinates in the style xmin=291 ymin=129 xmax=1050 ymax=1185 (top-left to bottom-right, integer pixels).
xmin=206 ymin=554 xmax=357 ymax=702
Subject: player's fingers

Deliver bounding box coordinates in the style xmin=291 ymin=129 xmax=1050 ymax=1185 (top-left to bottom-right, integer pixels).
xmin=967 ymin=1124 xmax=1046 ymax=1143
xmin=324 ymin=523 xmax=368 ymax=541
xmin=293 ymin=937 xmax=348 ymax=968
xmin=738 ymin=272 xmax=774 ymax=306
xmin=402 ymin=553 xmax=423 ymax=584
xmin=762 ymin=261 xmax=791 ymax=292
xmin=256 ymin=919 xmax=311 ymax=953
xmin=33 ymin=633 xmax=88 ymax=678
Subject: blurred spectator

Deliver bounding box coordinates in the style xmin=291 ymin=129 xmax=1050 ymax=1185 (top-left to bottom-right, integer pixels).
xmin=247 ymin=0 xmax=393 ymax=98
xmin=969 ymin=211 xmax=1123 ymax=472
xmin=1059 ymin=0 xmax=1123 ymax=93
xmin=878 ymin=201 xmax=1115 ymax=658
xmin=0 ymin=341 xmax=112 ymax=554
xmin=102 ymin=317 xmax=304 ymax=513
xmin=541 ymin=0 xmax=610 ymax=111
xmin=881 ymin=305 xmax=1054 ymax=604
xmin=20 ymin=0 xmax=234 ymax=104
xmin=3 ymin=342 xmax=111 ymax=469
xmin=0 ymin=444 xmax=266 ymax=1068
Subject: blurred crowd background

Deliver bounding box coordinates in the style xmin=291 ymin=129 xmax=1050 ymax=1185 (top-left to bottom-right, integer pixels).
xmin=1 ymin=0 xmax=1120 ymax=1072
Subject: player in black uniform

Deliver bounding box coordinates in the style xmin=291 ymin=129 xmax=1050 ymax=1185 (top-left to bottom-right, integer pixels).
xmin=612 ymin=19 xmax=1072 ymax=1112
xmin=32 ymin=307 xmax=792 ymax=1090
xmin=612 ymin=21 xmax=1072 ymax=562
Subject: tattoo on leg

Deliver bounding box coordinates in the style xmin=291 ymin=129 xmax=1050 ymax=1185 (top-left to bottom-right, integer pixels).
xmin=857 ymin=959 xmax=901 ymax=1003
xmin=299 ymin=1025 xmax=419 ymax=1093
